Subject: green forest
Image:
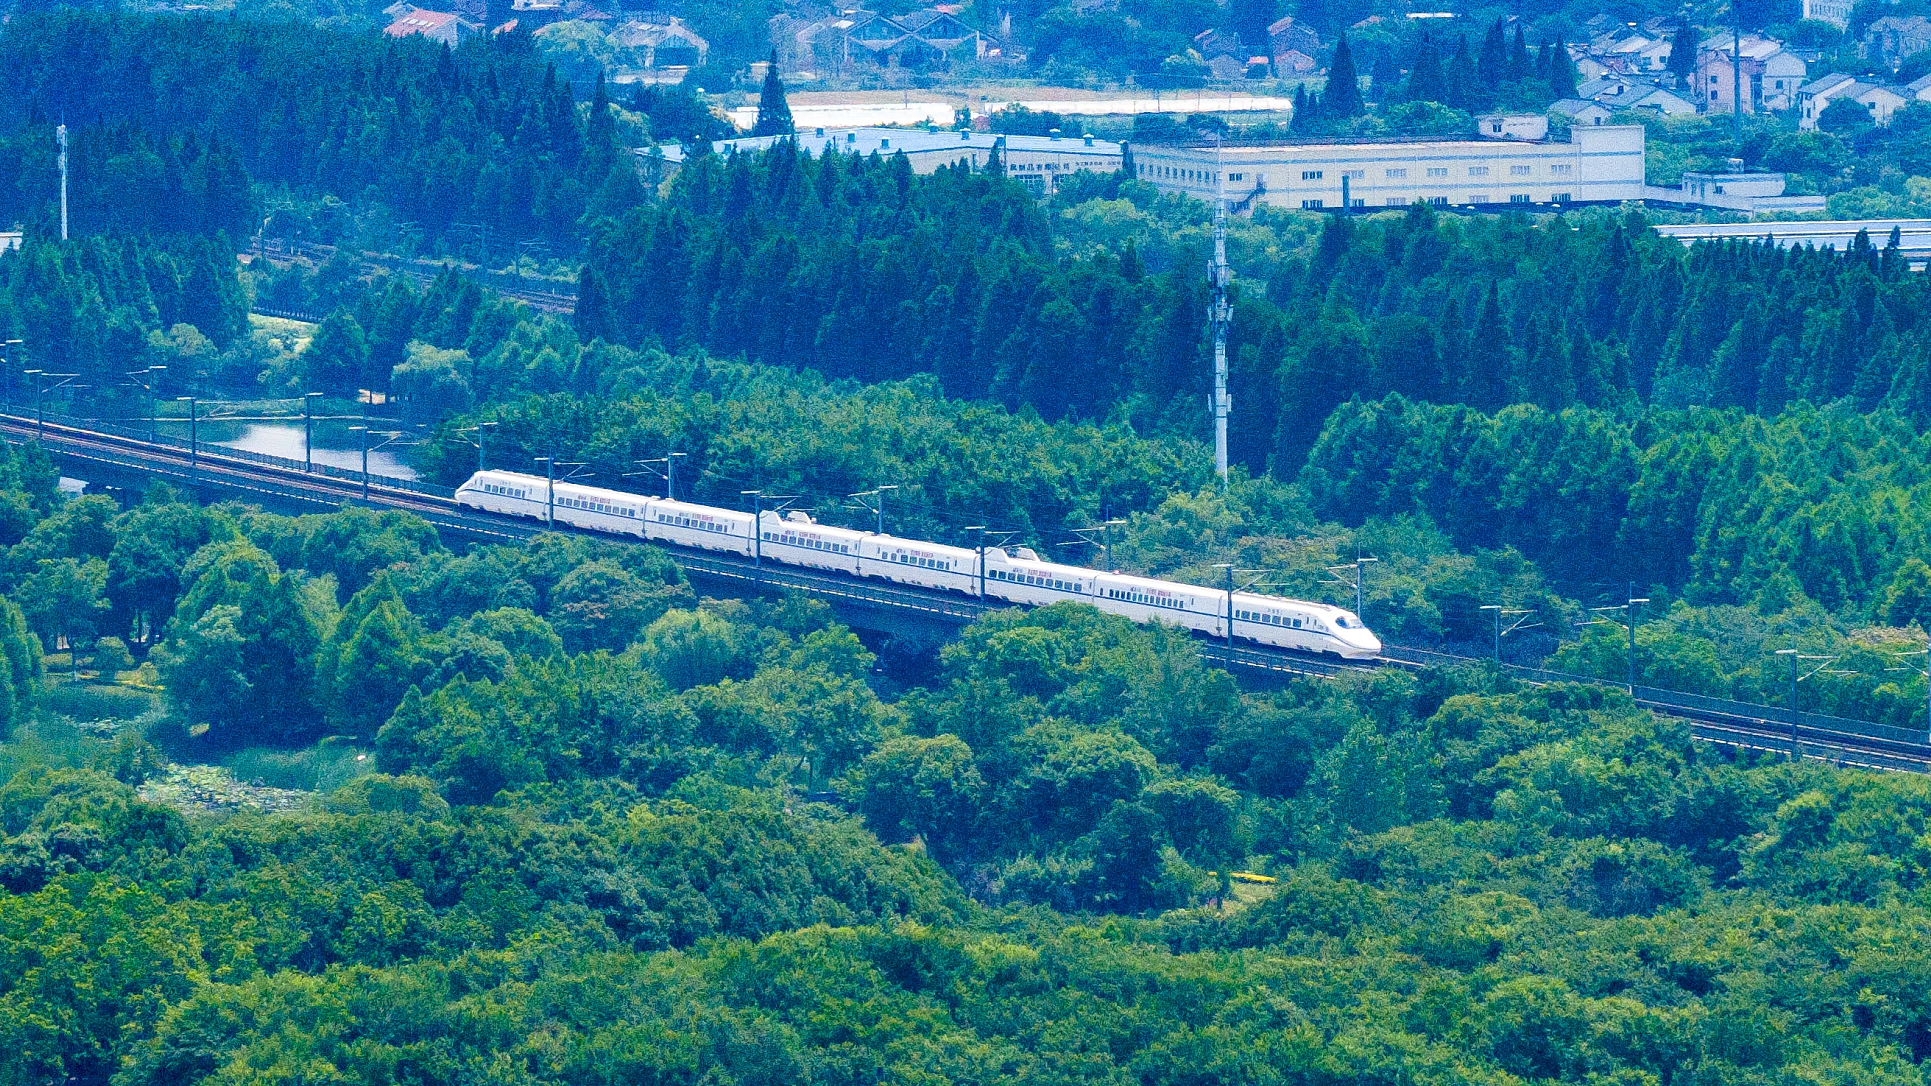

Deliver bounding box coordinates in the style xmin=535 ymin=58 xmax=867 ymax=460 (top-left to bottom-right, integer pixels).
xmin=8 ymin=7 xmax=1931 ymax=1086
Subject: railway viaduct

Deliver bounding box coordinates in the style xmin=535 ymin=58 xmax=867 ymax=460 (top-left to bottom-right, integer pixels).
xmin=8 ymin=412 xmax=1930 ymax=774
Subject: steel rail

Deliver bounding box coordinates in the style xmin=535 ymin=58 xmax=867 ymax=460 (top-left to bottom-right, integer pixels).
xmin=7 ymin=412 xmax=1931 ymax=770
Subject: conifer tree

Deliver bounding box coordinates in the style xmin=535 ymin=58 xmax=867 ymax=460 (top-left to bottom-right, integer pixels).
xmin=1506 ymin=24 xmax=1531 ymax=83
xmin=1667 ymin=23 xmax=1697 ymax=82
xmin=1405 ymin=36 xmax=1448 ymax=104
xmin=1369 ymin=49 xmax=1400 ymax=100
xmin=1548 ymin=38 xmax=1579 ymax=99
xmin=752 ymin=51 xmax=794 ymax=137
xmin=1478 ymin=19 xmax=1507 ymax=89
xmin=1447 ymin=35 xmax=1478 ymax=111
xmin=1325 ymin=34 xmax=1364 ymax=117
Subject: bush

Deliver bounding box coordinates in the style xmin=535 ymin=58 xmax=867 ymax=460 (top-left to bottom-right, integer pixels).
xmin=92 ymin=636 xmax=134 ymax=674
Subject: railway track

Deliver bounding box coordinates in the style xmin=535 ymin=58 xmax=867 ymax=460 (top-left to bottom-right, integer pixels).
xmin=7 ymin=412 xmax=1930 ymax=773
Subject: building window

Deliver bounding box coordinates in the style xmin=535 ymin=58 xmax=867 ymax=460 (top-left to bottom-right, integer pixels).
xmin=1509 ymin=194 xmax=1531 ymax=203
xmin=1551 ymin=164 xmax=1572 ymax=175
xmin=1302 ymin=170 xmax=1323 ymax=180
xmin=1552 ymin=193 xmax=1571 ymax=203
xmin=1427 ymin=167 xmax=1448 ymax=178
xmin=1386 ymin=197 xmax=1407 ymax=206
xmin=1386 ymin=167 xmax=1407 ymax=178
xmin=1510 ymin=165 xmax=1531 ymax=176
xmin=1429 ymin=196 xmax=1448 ymax=206
xmin=1469 ymin=166 xmax=1490 ymax=177
xmin=1469 ymin=194 xmax=1489 ymax=203
xmin=1229 ymin=172 xmax=1243 ymax=181
xmin=1344 ymin=169 xmax=1365 ymax=179
xmin=1301 ymin=199 xmax=1324 ymax=209
xmin=1350 ymin=198 xmax=1364 ymax=207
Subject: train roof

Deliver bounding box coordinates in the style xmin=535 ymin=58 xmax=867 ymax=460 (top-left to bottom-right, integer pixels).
xmin=871 ymin=533 xmax=974 ymax=556
xmin=1096 ymin=569 xmax=1223 ymax=594
xmin=1230 ymin=591 xmax=1358 ymax=619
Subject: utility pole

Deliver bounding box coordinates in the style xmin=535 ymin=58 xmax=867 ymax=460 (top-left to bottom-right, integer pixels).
xmin=1214 ymin=562 xmax=1235 ymax=652
xmin=126 ymin=366 xmax=166 ymax=443
xmin=851 ymin=484 xmax=899 ymax=535
xmin=1776 ymin=648 xmax=1799 ymax=759
xmin=628 ymin=451 xmax=686 ymax=501
xmin=965 ymin=525 xmax=987 ymax=599
xmin=1355 ymin=551 xmax=1378 ymax=622
xmin=176 ymin=396 xmax=198 ymax=469
xmin=1479 ymin=604 xmax=1534 ymax=663
xmin=0 ymin=340 xmax=21 ymax=410
xmin=1208 ymin=135 xmax=1232 ymax=489
xmin=1626 ymin=584 xmax=1649 ymax=694
xmin=57 ymin=123 xmax=68 ymax=242
xmin=302 ymin=392 xmax=323 ymax=472
xmin=352 ymin=426 xmax=410 ymax=501
xmin=533 ymin=456 xmax=586 ymax=528
xmin=459 ymin=420 xmax=497 ymax=475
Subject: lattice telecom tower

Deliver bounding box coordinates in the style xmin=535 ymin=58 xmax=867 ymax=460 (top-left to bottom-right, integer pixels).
xmin=1208 ymin=139 xmax=1231 ymax=488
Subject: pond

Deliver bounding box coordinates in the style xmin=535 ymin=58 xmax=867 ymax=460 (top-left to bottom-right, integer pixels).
xmin=200 ymin=421 xmax=420 ymax=480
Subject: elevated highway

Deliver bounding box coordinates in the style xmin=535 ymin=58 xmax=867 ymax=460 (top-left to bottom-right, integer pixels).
xmin=8 ymin=412 xmax=1929 ymax=772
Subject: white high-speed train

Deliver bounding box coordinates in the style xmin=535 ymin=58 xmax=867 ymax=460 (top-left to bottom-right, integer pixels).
xmin=456 ymin=470 xmax=1383 ymax=659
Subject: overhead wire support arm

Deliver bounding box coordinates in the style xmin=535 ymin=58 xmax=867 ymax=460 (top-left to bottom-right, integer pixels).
xmin=625 ymin=451 xmax=686 ymax=501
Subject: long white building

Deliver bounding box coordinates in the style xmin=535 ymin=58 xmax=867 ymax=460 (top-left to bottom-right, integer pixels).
xmin=1132 ymin=125 xmax=1647 ymax=210
xmin=696 ymin=126 xmax=1125 ymax=196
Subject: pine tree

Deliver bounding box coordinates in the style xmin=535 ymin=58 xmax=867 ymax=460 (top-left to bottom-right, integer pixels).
xmin=1325 ymin=34 xmax=1364 ymax=117
xmin=1548 ymin=38 xmax=1579 ymax=99
xmin=1667 ymin=23 xmax=1697 ymax=83
xmin=1405 ymin=36 xmax=1448 ymax=104
xmin=1478 ymin=19 xmax=1506 ymax=89
xmin=1506 ymin=24 xmax=1531 ymax=83
xmin=1370 ymin=48 xmax=1400 ymax=100
xmin=1446 ymin=35 xmax=1478 ymax=111
xmin=1293 ymin=82 xmax=1309 ymax=123
xmin=1465 ymin=282 xmax=1510 ymax=410
xmin=753 ymin=51 xmax=794 ymax=137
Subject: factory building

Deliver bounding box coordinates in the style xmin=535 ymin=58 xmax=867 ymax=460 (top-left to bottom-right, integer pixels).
xmin=1130 ymin=125 xmax=1648 ymax=210
xmin=703 ymin=127 xmax=1124 ymax=196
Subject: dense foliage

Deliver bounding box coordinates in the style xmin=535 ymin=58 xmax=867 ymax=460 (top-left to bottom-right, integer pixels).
xmin=0 ymin=11 xmax=640 ymax=248
xmin=4 ymin=486 xmax=1931 ymax=1085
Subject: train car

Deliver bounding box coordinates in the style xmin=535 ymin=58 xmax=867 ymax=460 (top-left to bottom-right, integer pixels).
xmin=543 ymin=479 xmax=650 ymax=538
xmin=455 ymin=470 xmax=559 ymax=521
xmin=759 ymin=510 xmax=865 ymax=574
xmin=1228 ymin=591 xmax=1381 ymax=659
xmin=453 ymin=471 xmax=1385 ymax=658
xmin=861 ymin=534 xmax=977 ymax=592
xmin=1090 ymin=570 xmax=1224 ymax=638
xmin=983 ymin=547 xmax=1104 ymax=608
xmin=641 ymin=498 xmax=755 ymax=557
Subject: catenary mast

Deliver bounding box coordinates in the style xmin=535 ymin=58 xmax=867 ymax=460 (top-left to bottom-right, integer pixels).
xmin=1209 ymin=137 xmax=1231 ymax=488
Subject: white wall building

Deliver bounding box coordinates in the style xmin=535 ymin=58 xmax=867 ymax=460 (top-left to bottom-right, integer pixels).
xmin=1803 ymin=0 xmax=1853 ymax=29
xmin=1131 ymin=126 xmax=1646 ymax=211
xmin=703 ymin=127 xmax=1124 ymax=197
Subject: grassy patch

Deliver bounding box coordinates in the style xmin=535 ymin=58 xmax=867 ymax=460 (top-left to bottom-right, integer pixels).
xmin=225 ymin=739 xmax=374 ymax=792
